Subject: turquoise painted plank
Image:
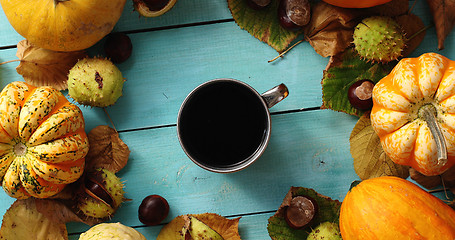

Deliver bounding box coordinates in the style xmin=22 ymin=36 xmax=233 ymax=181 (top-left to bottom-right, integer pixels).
xmin=2 ymin=19 xmax=455 ymax=132
xmin=0 ymin=22 xmax=329 ymax=132
xmin=0 ymin=0 xmax=233 ymax=48
xmin=58 ymin=109 xmax=358 ymax=235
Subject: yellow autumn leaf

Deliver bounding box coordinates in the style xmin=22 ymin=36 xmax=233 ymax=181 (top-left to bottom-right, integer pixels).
xmin=349 ymin=113 xmax=409 ymax=180
xmin=157 ymin=213 xmax=241 ymax=240
xmin=15 ymin=40 xmax=87 ymax=90
xmin=0 ymin=199 xmax=69 ymax=240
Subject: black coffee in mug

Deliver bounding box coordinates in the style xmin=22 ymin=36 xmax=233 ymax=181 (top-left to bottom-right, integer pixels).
xmin=178 ymin=80 xmax=268 ymax=167
xmin=177 ymin=78 xmax=288 ymax=173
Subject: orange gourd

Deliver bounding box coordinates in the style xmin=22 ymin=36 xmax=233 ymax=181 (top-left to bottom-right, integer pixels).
xmin=371 ymin=52 xmax=455 ymax=176
xmin=0 ymin=0 xmax=127 ymax=52
xmin=322 ymin=0 xmax=392 ymax=8
xmin=339 ymin=176 xmax=455 ymax=239
xmin=0 ymin=81 xmax=89 ymax=199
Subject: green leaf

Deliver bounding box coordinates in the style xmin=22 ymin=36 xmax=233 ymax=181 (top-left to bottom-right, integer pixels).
xmin=267 ymin=187 xmax=341 ymax=240
xmin=321 ymin=48 xmax=393 ymax=116
xmin=227 ymin=0 xmax=301 ymax=52
xmin=349 ymin=113 xmax=410 ymax=180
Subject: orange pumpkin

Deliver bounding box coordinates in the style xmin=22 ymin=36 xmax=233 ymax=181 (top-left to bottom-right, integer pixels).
xmin=0 ymin=81 xmax=89 ymax=199
xmin=339 ymin=176 xmax=455 ymax=239
xmin=371 ymin=53 xmax=455 ymax=176
xmin=322 ymin=0 xmax=392 ymax=8
xmin=0 ymin=0 xmax=127 ymax=51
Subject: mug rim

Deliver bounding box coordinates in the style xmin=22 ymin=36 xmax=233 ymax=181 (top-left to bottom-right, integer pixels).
xmin=176 ymin=78 xmax=272 ymax=173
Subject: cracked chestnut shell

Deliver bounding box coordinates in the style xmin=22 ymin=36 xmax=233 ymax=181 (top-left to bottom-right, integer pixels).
xmin=76 ymin=168 xmax=125 ymax=220
xmin=133 ymin=0 xmax=177 ymax=17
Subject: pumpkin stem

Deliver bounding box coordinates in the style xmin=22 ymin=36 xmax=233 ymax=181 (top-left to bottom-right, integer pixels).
xmin=13 ymin=143 xmax=27 ymax=156
xmin=419 ymin=104 xmax=448 ymax=166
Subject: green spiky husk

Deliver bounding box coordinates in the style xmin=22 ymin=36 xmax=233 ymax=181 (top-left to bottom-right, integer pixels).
xmin=68 ymin=57 xmax=124 ymax=107
xmin=77 ymin=168 xmax=125 ymax=219
xmin=353 ymin=16 xmax=406 ymax=63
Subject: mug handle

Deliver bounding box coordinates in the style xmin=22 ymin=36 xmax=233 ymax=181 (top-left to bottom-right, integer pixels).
xmin=261 ymin=83 xmax=289 ymax=108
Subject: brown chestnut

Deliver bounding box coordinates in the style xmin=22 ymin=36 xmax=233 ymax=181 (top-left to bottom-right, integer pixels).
xmin=278 ymin=0 xmax=311 ymax=30
xmin=284 ymin=195 xmax=318 ymax=229
xmin=104 ymin=32 xmax=133 ymax=64
xmin=138 ymin=194 xmax=170 ymax=226
xmin=348 ymin=79 xmax=375 ymax=110
xmin=246 ymin=0 xmax=271 ymax=10
xmin=84 ymin=178 xmax=113 ymax=206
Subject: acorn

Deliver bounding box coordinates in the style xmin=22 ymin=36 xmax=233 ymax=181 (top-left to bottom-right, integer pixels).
xmin=76 ymin=168 xmax=126 ymax=220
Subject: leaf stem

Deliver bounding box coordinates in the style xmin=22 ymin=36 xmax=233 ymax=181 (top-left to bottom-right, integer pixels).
xmin=419 ymin=104 xmax=448 ymax=166
xmin=103 ymin=107 xmax=117 ymax=133
xmin=0 ymin=59 xmax=20 ymax=66
xmin=268 ymin=39 xmax=304 ymax=63
xmin=407 ymin=25 xmax=432 ymax=42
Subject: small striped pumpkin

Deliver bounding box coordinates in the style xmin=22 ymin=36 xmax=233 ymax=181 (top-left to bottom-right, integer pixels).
xmin=339 ymin=176 xmax=455 ymax=239
xmin=371 ymin=52 xmax=455 ymax=176
xmin=0 ymin=81 xmax=89 ymax=199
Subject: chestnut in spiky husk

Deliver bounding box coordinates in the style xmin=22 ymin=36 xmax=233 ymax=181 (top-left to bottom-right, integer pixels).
xmin=75 ymin=168 xmax=126 ymax=220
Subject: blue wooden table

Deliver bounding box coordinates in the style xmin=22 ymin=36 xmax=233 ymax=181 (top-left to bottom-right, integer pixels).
xmin=0 ymin=0 xmax=454 ymax=239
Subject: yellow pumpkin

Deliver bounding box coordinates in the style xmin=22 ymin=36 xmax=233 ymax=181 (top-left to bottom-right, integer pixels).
xmin=0 ymin=0 xmax=127 ymax=52
xmin=0 ymin=81 xmax=89 ymax=199
xmin=339 ymin=176 xmax=455 ymax=239
xmin=371 ymin=52 xmax=455 ymax=176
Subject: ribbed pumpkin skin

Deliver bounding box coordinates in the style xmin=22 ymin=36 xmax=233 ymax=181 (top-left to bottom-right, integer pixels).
xmin=339 ymin=176 xmax=455 ymax=239
xmin=371 ymin=53 xmax=455 ymax=176
xmin=0 ymin=81 xmax=89 ymax=199
xmin=0 ymin=0 xmax=127 ymax=51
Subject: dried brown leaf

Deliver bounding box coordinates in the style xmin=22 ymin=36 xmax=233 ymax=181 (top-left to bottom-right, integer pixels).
xmin=85 ymin=125 xmax=130 ymax=173
xmin=411 ymin=165 xmax=455 ymax=190
xmin=425 ymin=0 xmax=455 ymax=50
xmin=356 ymin=0 xmax=409 ymax=17
xmin=303 ymin=1 xmax=360 ymax=57
xmin=409 ymin=168 xmax=441 ymax=189
xmin=396 ymin=14 xmax=426 ymax=57
xmin=15 ymin=40 xmax=87 ymax=90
